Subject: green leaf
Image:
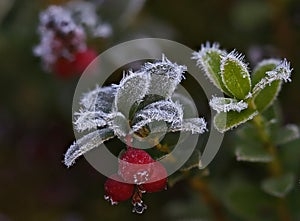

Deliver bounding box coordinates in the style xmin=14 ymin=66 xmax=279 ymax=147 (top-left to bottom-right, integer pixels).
xmin=224 ymin=180 xmax=275 ymax=221
xmin=220 ymin=51 xmax=251 ymax=99
xmin=107 ymin=111 xmax=130 ymax=138
xmin=64 ymin=128 xmax=115 ymax=167
xmin=114 ymin=71 xmax=150 ymax=118
xmin=253 ymin=80 xmax=281 ymax=112
xmin=252 ymin=59 xmax=280 ymax=86
xmin=273 ymin=124 xmax=299 ymax=146
xmin=179 ymin=150 xmax=201 ymax=171
xmin=251 ymin=59 xmax=282 ymax=112
xmin=261 ymin=173 xmax=295 ymax=198
xmin=214 ymin=108 xmax=258 ymax=133
xmin=192 ymin=43 xmax=232 ymax=96
xmin=234 ymin=124 xmax=272 ymax=162
xmin=235 ymin=144 xmax=272 ymax=162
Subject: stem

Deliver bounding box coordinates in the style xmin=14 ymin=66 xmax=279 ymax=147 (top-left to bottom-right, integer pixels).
xmin=252 ymin=114 xmax=292 ymax=221
xmin=189 ymin=177 xmax=228 ymax=221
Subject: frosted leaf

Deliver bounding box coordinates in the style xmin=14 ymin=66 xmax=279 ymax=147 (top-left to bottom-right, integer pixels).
xmin=73 ymin=110 xmax=107 ymax=132
xmin=191 ymin=42 xmax=232 ymax=95
xmin=142 ymin=55 xmax=187 ymax=98
xmin=171 ymin=118 xmax=207 ymax=134
xmin=252 ymin=59 xmax=292 ymax=94
xmin=172 ymin=92 xmax=198 ymax=118
xmin=64 ymin=128 xmax=114 ymax=167
xmin=114 ymin=71 xmax=151 ymax=118
xmin=107 ymin=111 xmax=130 ymax=138
xmin=220 ymin=50 xmax=251 ymax=99
xmin=209 ymin=97 xmax=248 ymax=113
xmin=132 ymin=100 xmax=184 ymax=132
xmin=80 ymin=85 xmax=117 ymax=113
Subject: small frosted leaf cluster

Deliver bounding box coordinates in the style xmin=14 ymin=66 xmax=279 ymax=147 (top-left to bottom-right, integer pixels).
xmin=64 ymin=55 xmax=207 ymax=167
xmin=33 ymin=1 xmax=112 ymax=71
xmin=192 ymin=43 xmax=293 ymax=133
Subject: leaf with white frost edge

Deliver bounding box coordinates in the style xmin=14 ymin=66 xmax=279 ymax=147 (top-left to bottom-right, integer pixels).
xmin=131 ymin=100 xmax=184 ymax=133
xmin=209 ymin=97 xmax=248 ymax=113
xmin=73 ymin=110 xmax=107 ymax=132
xmin=64 ymin=128 xmax=114 ymax=167
xmin=220 ymin=51 xmax=251 ymax=99
xmin=214 ymin=108 xmax=258 ymax=133
xmin=274 ymin=124 xmax=300 ymax=145
xmin=235 ymin=144 xmax=273 ymax=163
xmin=191 ymin=42 xmax=232 ymax=96
xmin=107 ymin=111 xmax=130 ymax=138
xmin=80 ymin=85 xmax=117 ymax=113
xmin=261 ymin=173 xmax=295 ymax=198
xmin=252 ymin=59 xmax=292 ymax=112
xmin=252 ymin=59 xmax=292 ymax=95
xmin=114 ymin=71 xmax=151 ymax=118
xmin=171 ymin=118 xmax=207 ymax=134
xmin=142 ymin=55 xmax=186 ymax=98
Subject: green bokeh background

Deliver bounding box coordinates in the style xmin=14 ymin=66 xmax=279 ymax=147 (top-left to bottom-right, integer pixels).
xmin=0 ymin=0 xmax=299 ymax=220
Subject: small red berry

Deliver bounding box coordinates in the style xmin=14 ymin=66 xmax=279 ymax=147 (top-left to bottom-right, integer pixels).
xmin=118 ymin=148 xmax=155 ymax=185
xmin=104 ymin=174 xmax=134 ymax=205
xmin=52 ymin=48 xmax=97 ymax=77
xmin=73 ymin=48 xmax=97 ymax=73
xmin=52 ymin=56 xmax=76 ymax=77
xmin=139 ymin=162 xmax=168 ymax=193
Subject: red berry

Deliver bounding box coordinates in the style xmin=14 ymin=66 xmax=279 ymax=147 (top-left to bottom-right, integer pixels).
xmin=139 ymin=162 xmax=168 ymax=193
xmin=52 ymin=56 xmax=76 ymax=77
xmin=104 ymin=174 xmax=134 ymax=205
xmin=118 ymin=148 xmax=155 ymax=185
xmin=73 ymin=48 xmax=97 ymax=73
xmin=52 ymin=48 xmax=97 ymax=77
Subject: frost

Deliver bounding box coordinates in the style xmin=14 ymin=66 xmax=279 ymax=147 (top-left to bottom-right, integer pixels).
xmin=252 ymin=59 xmax=292 ymax=94
xmin=80 ymin=85 xmax=117 ymax=113
xmin=107 ymin=111 xmax=130 ymax=138
xmin=64 ymin=128 xmax=114 ymax=167
xmin=73 ymin=110 xmax=107 ymax=132
xmin=132 ymin=100 xmax=184 ymax=132
xmin=172 ymin=118 xmax=207 ymax=134
xmin=142 ymin=55 xmax=187 ymax=98
xmin=209 ymin=97 xmax=248 ymax=113
xmin=114 ymin=71 xmax=151 ymax=117
xmin=66 ymin=1 xmax=113 ymax=38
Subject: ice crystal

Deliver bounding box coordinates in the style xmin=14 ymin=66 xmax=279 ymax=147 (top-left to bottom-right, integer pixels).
xmin=132 ymin=100 xmax=184 ymax=132
xmin=252 ymin=59 xmax=292 ymax=94
xmin=209 ymin=97 xmax=248 ymax=113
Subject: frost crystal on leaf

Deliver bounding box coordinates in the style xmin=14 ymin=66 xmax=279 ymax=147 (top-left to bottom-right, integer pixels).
xmin=114 ymin=71 xmax=151 ymax=117
xmin=64 ymin=128 xmax=114 ymax=167
xmin=132 ymin=100 xmax=184 ymax=132
xmin=80 ymin=85 xmax=117 ymax=113
xmin=173 ymin=118 xmax=207 ymax=134
xmin=209 ymin=97 xmax=248 ymax=113
xmin=107 ymin=111 xmax=130 ymax=138
xmin=252 ymin=59 xmax=292 ymax=94
xmin=142 ymin=55 xmax=187 ymax=98
xmin=74 ymin=110 xmax=107 ymax=132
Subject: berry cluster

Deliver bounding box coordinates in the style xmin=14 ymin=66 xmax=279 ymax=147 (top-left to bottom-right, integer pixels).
xmin=34 ymin=3 xmax=111 ymax=77
xmin=104 ymin=147 xmax=167 ymax=214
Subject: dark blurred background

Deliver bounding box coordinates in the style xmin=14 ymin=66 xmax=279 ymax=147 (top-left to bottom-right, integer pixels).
xmin=0 ymin=0 xmax=299 ymax=220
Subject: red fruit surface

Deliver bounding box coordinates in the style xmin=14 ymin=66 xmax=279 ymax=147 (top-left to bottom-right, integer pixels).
xmin=73 ymin=48 xmax=97 ymax=73
xmin=52 ymin=48 xmax=97 ymax=77
xmin=118 ymin=148 xmax=155 ymax=185
xmin=104 ymin=174 xmax=134 ymax=205
xmin=139 ymin=162 xmax=168 ymax=193
xmin=52 ymin=57 xmax=75 ymax=77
